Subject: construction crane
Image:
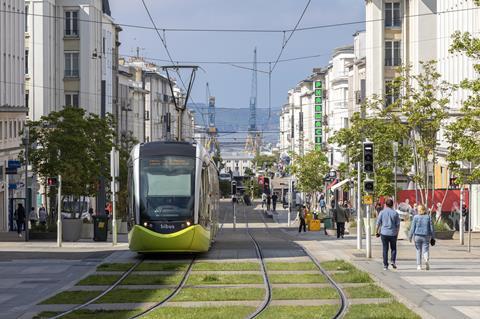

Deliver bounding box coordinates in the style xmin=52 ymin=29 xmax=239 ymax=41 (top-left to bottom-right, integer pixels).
xmin=206 ymin=82 xmax=218 ymax=154
xmin=245 ymin=48 xmax=261 ymax=154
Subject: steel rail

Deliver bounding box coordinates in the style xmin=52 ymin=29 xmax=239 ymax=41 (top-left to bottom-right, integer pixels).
xmin=49 ymin=257 xmax=144 ymax=319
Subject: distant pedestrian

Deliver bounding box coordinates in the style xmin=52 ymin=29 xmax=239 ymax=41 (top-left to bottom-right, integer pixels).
xmin=15 ymin=203 xmax=26 ymax=237
xmin=266 ymin=195 xmax=271 ymax=211
xmin=88 ymin=207 xmax=94 ymax=216
xmin=261 ymin=193 xmax=267 ymax=208
xmin=272 ymin=193 xmax=278 ymax=212
xmin=332 ymin=201 xmax=349 ymax=239
xmin=38 ymin=205 xmax=47 ymax=226
xmin=319 ymin=195 xmax=326 ymax=214
xmin=462 ymin=204 xmax=469 ymax=231
xmin=29 ymin=207 xmax=38 ymax=227
xmin=409 ymin=204 xmax=435 ymax=271
xmin=376 ymin=199 xmax=400 ymax=270
xmin=375 ymin=202 xmax=383 ymax=217
xmin=298 ymin=205 xmax=307 ymax=233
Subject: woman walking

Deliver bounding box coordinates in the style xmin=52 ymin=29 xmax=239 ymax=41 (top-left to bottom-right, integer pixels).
xmin=409 ymin=204 xmax=435 ymax=270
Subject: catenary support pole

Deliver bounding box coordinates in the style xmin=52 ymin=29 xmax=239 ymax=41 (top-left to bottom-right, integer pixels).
xmin=233 ymin=199 xmax=236 ymax=230
xmin=57 ymin=175 xmax=62 ymax=248
xmin=460 ymin=185 xmax=464 ymax=245
xmin=357 ymin=162 xmax=362 ymax=250
xmin=468 ymin=183 xmax=472 ymax=253
xmin=366 ymin=204 xmax=371 ymax=258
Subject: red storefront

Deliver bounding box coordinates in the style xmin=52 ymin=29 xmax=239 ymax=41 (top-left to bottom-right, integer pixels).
xmin=397 ymin=189 xmax=469 ymax=213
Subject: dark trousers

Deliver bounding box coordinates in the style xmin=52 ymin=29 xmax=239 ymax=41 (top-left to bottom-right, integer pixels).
xmin=336 ymin=222 xmax=345 ymax=238
xmin=16 ymin=220 xmax=24 ymax=234
xmin=381 ymin=235 xmax=398 ymax=267
xmin=272 ymin=201 xmax=277 ymax=211
xmin=267 ymin=203 xmax=271 ymax=211
xmin=299 ymin=217 xmax=306 ymax=232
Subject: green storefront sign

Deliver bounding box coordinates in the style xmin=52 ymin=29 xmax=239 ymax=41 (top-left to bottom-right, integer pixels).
xmin=314 ymin=80 xmax=323 ymax=149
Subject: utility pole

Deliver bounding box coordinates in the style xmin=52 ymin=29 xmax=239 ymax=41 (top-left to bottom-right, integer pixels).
xmin=22 ymin=128 xmax=30 ymax=242
xmin=111 ymin=148 xmax=119 ymax=246
xmin=57 ymin=175 xmax=62 ymax=248
xmin=357 ymin=162 xmax=362 ymax=250
xmin=393 ymin=142 xmax=398 ymax=208
xmin=366 ymin=204 xmax=372 ymax=258
xmin=460 ymin=185 xmax=464 ymax=245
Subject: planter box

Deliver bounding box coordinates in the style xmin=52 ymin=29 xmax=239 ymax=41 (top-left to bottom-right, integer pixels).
xmin=435 ymin=230 xmax=455 ymax=240
xmin=62 ymin=218 xmax=83 ymax=242
xmin=81 ymin=223 xmax=94 ymax=239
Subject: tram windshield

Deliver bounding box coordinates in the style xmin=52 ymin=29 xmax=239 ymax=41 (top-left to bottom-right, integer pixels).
xmin=140 ymin=156 xmax=195 ymax=221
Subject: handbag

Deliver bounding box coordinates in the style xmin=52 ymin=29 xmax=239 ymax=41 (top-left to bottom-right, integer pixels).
xmin=430 ymin=238 xmax=436 ymax=246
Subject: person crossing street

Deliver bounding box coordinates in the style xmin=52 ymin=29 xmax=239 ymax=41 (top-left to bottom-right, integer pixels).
xmin=376 ymin=199 xmax=400 ymax=270
xmin=332 ymin=200 xmax=349 ymax=238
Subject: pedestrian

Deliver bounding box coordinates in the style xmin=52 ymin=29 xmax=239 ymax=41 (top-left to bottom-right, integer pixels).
xmin=332 ymin=201 xmax=349 ymax=239
xmin=376 ymin=199 xmax=400 ymax=270
xmin=462 ymin=204 xmax=469 ymax=231
xmin=319 ymin=195 xmax=326 ymax=215
xmin=375 ymin=202 xmax=383 ymax=216
xmin=272 ymin=193 xmax=278 ymax=212
xmin=298 ymin=205 xmax=307 ymax=233
xmin=29 ymin=207 xmax=38 ymax=227
xmin=266 ymin=194 xmax=271 ymax=211
xmin=15 ymin=203 xmax=26 ymax=237
xmin=88 ymin=207 xmax=94 ymax=217
xmin=409 ymin=204 xmax=435 ymax=270
xmin=261 ymin=193 xmax=267 ymax=208
xmin=38 ymin=205 xmax=47 ymax=226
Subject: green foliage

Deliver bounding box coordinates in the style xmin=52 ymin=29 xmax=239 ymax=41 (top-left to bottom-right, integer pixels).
xmin=290 ymin=150 xmax=329 ymax=194
xmin=243 ymin=167 xmax=255 ymax=177
xmin=116 ymin=132 xmax=138 ymax=221
xmin=24 ymin=107 xmax=115 ymax=214
xmin=253 ymin=154 xmax=277 ymax=170
xmin=434 ymin=219 xmax=452 ymax=232
xmin=243 ymin=177 xmax=261 ymax=198
xmin=446 ymin=28 xmax=480 ymax=184
xmin=219 ymin=180 xmax=231 ymax=197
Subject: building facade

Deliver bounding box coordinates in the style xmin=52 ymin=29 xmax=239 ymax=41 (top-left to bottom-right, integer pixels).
xmin=0 ymin=0 xmax=27 ymax=232
xmin=222 ymin=152 xmax=255 ymax=177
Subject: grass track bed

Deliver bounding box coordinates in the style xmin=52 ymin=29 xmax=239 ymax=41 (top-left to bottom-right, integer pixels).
xmin=187 ymin=273 xmax=263 ymax=285
xmin=34 ymin=310 xmax=143 ymax=319
xmin=269 ymin=274 xmax=326 ymax=284
xmin=192 ymin=262 xmax=260 ymax=271
xmin=122 ymin=274 xmax=183 ymax=285
xmin=331 ymin=270 xmax=373 ymax=283
xmin=345 ymin=302 xmax=421 ymax=319
xmin=344 ymin=284 xmax=391 ymax=299
xmin=266 ymin=262 xmax=317 ymax=271
xmin=77 ymin=275 xmax=121 ymax=286
xmin=95 ymin=288 xmax=171 ymax=303
xmin=97 ymin=263 xmax=134 ymax=272
xmin=172 ymin=287 xmax=265 ymax=301
xmin=272 ymin=287 xmax=338 ymax=300
xmin=320 ymin=260 xmax=356 ymax=272
xmin=144 ymin=306 xmax=256 ymax=319
xmin=136 ymin=262 xmax=188 ymax=272
xmin=256 ymin=306 xmax=338 ymax=319
xmin=40 ymin=291 xmax=100 ymax=304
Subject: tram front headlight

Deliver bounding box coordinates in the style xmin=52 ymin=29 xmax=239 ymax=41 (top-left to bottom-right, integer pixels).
xmin=143 ymin=222 xmax=148 ymax=227
xmin=186 ymin=221 xmax=191 ymax=227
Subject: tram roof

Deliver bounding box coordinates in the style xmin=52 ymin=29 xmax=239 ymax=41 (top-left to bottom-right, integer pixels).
xmin=139 ymin=141 xmax=196 ymax=158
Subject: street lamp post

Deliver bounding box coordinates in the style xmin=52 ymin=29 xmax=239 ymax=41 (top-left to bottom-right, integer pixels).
xmin=393 ymin=142 xmax=398 ymax=208
xmin=21 ymin=127 xmax=30 ymax=242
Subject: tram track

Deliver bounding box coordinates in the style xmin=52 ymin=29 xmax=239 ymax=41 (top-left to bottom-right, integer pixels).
xmin=245 ymin=204 xmax=349 ymax=319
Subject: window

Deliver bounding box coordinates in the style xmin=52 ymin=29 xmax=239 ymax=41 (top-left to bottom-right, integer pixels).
xmin=9 ymin=121 xmax=12 ymax=139
xmin=65 ymin=93 xmax=79 ymax=107
xmin=385 ymin=41 xmax=401 ymax=66
xmin=385 ymin=80 xmax=400 ymax=107
xmin=0 ymin=122 xmax=3 ymax=141
xmin=65 ymin=11 xmax=79 ymax=36
xmin=64 ymin=53 xmax=79 ymax=77
xmin=13 ymin=121 xmax=17 ymax=138
xmin=25 ymin=92 xmax=29 ymax=109
xmin=102 ymin=37 xmax=106 ymax=54
xmin=385 ymin=2 xmax=401 ymax=27
xmin=25 ymin=50 xmax=29 ymax=74
xmin=25 ymin=5 xmax=28 ymax=32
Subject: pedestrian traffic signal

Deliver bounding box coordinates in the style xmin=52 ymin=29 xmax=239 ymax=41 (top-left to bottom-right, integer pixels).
xmin=47 ymin=177 xmax=58 ymax=186
xmin=364 ymin=180 xmax=374 ymax=193
xmin=363 ymin=142 xmax=374 ymax=173
xmin=231 ymin=181 xmax=237 ymax=195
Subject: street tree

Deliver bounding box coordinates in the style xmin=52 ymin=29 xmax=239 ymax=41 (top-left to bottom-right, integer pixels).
xmin=446 ymin=12 xmax=480 ymax=184
xmin=253 ymin=153 xmax=277 ymax=171
xmin=24 ymin=107 xmax=115 ymax=217
xmin=116 ymin=131 xmax=139 ymax=222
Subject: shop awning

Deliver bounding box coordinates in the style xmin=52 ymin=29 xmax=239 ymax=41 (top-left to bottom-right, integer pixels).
xmin=330 ymin=178 xmax=353 ymax=192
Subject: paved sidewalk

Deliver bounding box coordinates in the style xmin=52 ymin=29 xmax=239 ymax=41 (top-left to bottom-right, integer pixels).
xmin=275 ymin=215 xmax=480 ymax=319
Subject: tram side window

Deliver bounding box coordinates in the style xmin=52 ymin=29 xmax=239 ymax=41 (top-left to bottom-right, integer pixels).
xmin=199 ymin=167 xmax=210 ymax=227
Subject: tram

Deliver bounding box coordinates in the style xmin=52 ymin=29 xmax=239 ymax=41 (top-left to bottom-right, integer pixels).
xmin=127 ymin=141 xmax=220 ymax=253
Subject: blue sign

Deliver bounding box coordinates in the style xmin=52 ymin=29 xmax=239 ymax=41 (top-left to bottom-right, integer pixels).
xmin=8 ymin=183 xmax=17 ymax=190
xmin=7 ymin=160 xmax=21 ymax=169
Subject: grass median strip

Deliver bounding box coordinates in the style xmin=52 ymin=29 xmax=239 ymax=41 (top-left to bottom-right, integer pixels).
xmin=122 ymin=274 xmax=183 ymax=285
xmin=172 ymin=287 xmax=265 ymax=301
xmin=256 ymin=306 xmax=338 ymax=319
xmin=97 ymin=263 xmax=134 ymax=272
xmin=187 ymin=273 xmax=263 ymax=285
xmin=34 ymin=310 xmax=143 ymax=319
xmin=40 ymin=291 xmax=101 ymax=304
xmin=95 ymin=288 xmax=171 ymax=303
xmin=269 ymin=274 xmax=326 ymax=284
xmin=144 ymin=306 xmax=256 ymax=319
xmin=266 ymin=262 xmax=317 ymax=271
xmin=77 ymin=275 xmax=121 ymax=286
xmin=136 ymin=262 xmax=189 ymax=272
xmin=272 ymin=287 xmax=338 ymax=300
xmin=331 ymin=269 xmax=373 ymax=283
xmin=344 ymin=284 xmax=391 ymax=299
xmin=345 ymin=302 xmax=421 ymax=319
xmin=320 ymin=260 xmax=356 ymax=272
xmin=192 ymin=262 xmax=260 ymax=271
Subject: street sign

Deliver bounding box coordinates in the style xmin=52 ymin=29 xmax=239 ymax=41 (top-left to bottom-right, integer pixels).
xmin=363 ymin=195 xmax=373 ymax=205
xmin=5 ymin=167 xmax=17 ymax=175
xmin=8 ymin=160 xmax=21 ymax=169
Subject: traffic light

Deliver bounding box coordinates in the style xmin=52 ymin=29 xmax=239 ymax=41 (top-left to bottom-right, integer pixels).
xmin=364 ymin=179 xmax=374 ymax=193
xmin=231 ymin=181 xmax=237 ymax=195
xmin=47 ymin=177 xmax=58 ymax=187
xmin=363 ymin=142 xmax=374 ymax=173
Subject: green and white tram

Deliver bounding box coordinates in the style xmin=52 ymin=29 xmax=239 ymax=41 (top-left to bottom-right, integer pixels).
xmin=127 ymin=141 xmax=219 ymax=253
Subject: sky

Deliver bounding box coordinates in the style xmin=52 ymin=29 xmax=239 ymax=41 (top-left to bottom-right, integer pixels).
xmin=110 ymin=0 xmax=365 ymax=115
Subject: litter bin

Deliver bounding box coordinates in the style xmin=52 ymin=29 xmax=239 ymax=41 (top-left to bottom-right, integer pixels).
xmin=322 ymin=217 xmax=333 ymax=234
xmin=93 ymin=215 xmax=109 ymax=241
